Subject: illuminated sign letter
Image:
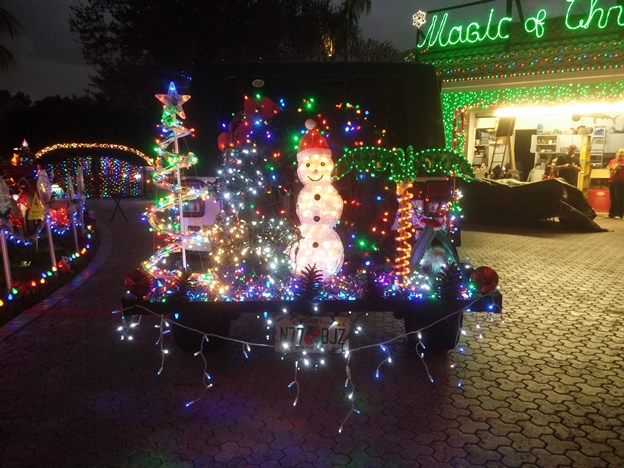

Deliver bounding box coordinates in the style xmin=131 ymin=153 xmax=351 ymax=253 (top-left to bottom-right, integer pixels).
xmin=566 ymin=0 xmax=624 ymax=30
xmin=448 ymin=25 xmax=463 ymax=45
xmin=416 ymin=8 xmax=512 ymax=49
xmin=497 ymin=16 xmax=512 ymax=39
xmin=465 ymin=22 xmax=482 ymax=43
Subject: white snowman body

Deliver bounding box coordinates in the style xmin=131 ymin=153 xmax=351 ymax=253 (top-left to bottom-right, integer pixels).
xmin=292 ymin=120 xmax=344 ymax=280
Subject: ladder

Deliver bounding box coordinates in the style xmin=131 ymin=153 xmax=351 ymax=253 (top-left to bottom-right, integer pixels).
xmin=488 ymin=117 xmax=516 ymax=174
xmin=589 ymin=126 xmax=605 ymax=167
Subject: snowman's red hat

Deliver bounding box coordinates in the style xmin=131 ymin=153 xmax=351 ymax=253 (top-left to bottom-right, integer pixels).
xmin=297 ymin=119 xmax=332 ymax=162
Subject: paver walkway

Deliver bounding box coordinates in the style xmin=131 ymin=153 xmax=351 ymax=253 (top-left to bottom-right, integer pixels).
xmin=0 ymin=197 xmax=622 ymax=467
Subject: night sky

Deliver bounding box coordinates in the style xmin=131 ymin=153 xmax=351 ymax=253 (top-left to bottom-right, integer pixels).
xmin=1 ymin=0 xmax=588 ymax=101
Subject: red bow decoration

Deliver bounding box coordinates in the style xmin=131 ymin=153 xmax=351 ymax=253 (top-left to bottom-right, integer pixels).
xmin=218 ymin=96 xmax=280 ymax=150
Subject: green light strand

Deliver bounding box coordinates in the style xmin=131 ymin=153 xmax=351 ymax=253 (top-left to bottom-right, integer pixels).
xmin=332 ymin=146 xmax=474 ymax=181
xmin=441 ymin=81 xmax=624 ymax=154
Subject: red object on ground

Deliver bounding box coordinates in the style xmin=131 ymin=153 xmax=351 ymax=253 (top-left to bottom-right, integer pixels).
xmin=587 ymin=187 xmax=610 ymax=213
xmin=124 ymin=269 xmax=152 ymax=298
xmin=471 ymin=266 xmax=499 ymax=294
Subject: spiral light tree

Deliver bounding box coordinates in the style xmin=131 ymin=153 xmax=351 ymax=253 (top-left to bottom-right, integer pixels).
xmin=144 ymin=83 xmax=215 ymax=287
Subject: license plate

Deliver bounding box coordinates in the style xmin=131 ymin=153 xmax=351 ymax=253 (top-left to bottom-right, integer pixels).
xmin=275 ymin=316 xmax=350 ymax=353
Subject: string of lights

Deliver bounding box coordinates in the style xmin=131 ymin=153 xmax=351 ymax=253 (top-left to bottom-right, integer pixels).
xmin=115 ymin=292 xmax=502 ymax=433
xmin=35 ymin=143 xmax=154 ymax=167
xmin=405 ymin=38 xmax=624 ymax=83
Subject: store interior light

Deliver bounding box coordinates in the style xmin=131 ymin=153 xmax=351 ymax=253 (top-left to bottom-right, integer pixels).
xmin=495 ymin=102 xmax=624 ymax=117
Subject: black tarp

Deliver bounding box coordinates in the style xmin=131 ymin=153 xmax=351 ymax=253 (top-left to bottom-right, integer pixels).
xmin=457 ymin=177 xmax=605 ymax=232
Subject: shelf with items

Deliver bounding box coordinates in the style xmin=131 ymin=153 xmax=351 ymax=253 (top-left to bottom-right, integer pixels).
xmin=532 ymin=136 xmax=558 ymax=155
xmin=531 ymin=134 xmax=584 ymax=166
xmin=472 ymin=127 xmax=495 ymax=166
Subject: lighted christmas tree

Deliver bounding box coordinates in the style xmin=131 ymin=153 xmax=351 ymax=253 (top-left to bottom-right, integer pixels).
xmin=207 ymin=144 xmax=300 ymax=287
xmin=144 ymin=82 xmax=213 ymax=301
xmin=208 ymin=95 xmax=300 ymax=293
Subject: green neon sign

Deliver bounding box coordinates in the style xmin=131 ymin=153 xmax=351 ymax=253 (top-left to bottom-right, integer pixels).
xmin=417 ymin=9 xmax=512 ymax=48
xmin=565 ymin=0 xmax=624 ymax=30
xmin=525 ymin=9 xmax=547 ymax=38
xmin=416 ymin=1 xmax=624 ymax=49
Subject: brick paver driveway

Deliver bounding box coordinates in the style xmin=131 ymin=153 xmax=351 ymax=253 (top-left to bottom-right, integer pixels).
xmin=0 ymin=199 xmax=622 ymax=467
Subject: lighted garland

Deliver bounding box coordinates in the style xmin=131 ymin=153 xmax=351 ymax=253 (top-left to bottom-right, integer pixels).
xmin=405 ymin=38 xmax=624 ymax=84
xmin=394 ymin=181 xmax=414 ymax=280
xmin=332 ymin=146 xmax=474 ymax=181
xmin=34 ymin=143 xmax=154 ymax=167
xmin=441 ymin=81 xmax=624 ymax=154
xmin=2 ymin=218 xmax=45 ymax=247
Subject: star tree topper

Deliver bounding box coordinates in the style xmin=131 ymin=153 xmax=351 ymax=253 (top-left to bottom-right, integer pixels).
xmin=155 ymin=82 xmax=191 ymax=120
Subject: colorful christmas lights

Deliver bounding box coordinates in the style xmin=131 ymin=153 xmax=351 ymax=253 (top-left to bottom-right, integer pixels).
xmin=116 ymin=80 xmax=508 ymax=434
xmin=117 ymin=290 xmax=502 ymax=433
xmin=35 ymin=143 xmax=154 ymax=167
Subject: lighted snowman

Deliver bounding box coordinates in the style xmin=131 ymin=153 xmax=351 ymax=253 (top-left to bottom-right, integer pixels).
xmin=291 ymin=119 xmax=344 ymax=280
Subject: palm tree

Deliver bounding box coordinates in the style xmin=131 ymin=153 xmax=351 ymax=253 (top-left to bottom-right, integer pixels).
xmin=333 ymin=146 xmax=474 ymax=283
xmin=331 ymin=0 xmax=372 ymax=61
xmin=0 ymin=6 xmax=21 ymax=73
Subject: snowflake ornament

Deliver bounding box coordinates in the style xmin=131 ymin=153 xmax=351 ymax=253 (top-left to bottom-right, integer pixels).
xmin=412 ymin=10 xmax=427 ymax=28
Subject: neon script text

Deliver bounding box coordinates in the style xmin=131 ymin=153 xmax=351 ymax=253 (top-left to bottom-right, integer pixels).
xmin=417 ymin=9 xmax=512 ymax=49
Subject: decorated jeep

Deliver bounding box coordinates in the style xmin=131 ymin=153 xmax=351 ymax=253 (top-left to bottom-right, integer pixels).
xmin=120 ymin=63 xmax=501 ymax=355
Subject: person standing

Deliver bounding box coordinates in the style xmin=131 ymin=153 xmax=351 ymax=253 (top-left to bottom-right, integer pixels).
xmin=553 ymin=144 xmax=582 ymax=186
xmin=607 ymin=148 xmax=624 ymax=219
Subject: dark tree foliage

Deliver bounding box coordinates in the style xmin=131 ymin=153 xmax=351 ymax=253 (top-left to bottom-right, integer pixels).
xmin=69 ymin=0 xmax=395 ymax=112
xmin=0 ymin=6 xmax=22 ymax=72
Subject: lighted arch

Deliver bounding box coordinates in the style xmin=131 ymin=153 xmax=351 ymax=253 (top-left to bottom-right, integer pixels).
xmin=34 ymin=143 xmax=154 ymax=166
